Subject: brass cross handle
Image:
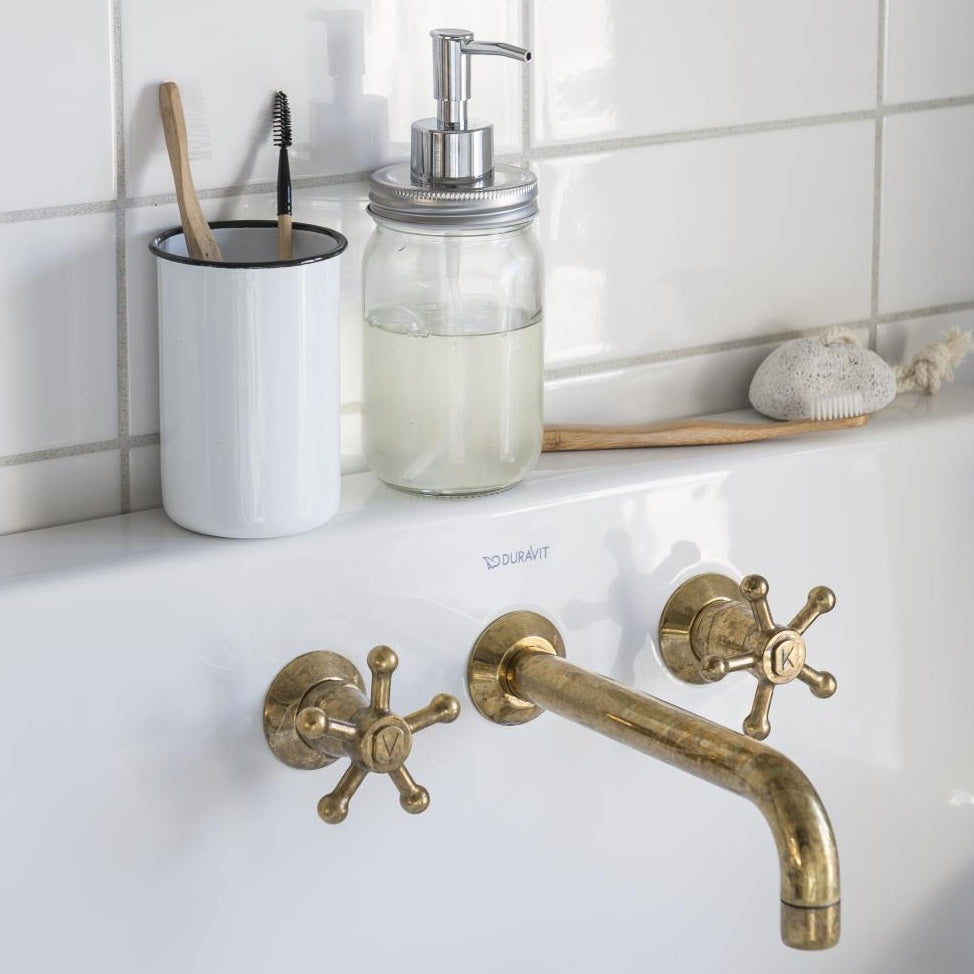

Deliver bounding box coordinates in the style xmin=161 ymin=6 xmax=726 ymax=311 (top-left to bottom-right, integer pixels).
xmin=659 ymin=573 xmax=837 ymax=740
xmin=263 ymin=647 xmax=460 ymax=823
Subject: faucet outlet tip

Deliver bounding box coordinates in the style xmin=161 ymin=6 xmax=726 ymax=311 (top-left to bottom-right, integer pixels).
xmin=781 ymin=902 xmax=841 ymax=950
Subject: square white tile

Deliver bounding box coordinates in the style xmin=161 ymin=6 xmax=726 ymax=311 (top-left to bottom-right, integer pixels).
xmin=129 ymin=444 xmax=162 ymax=511
xmin=0 ymin=451 xmax=120 ymax=536
xmin=537 ymin=121 xmax=875 ymax=369
xmin=886 ymin=0 xmax=974 ymax=104
xmin=121 ymin=0 xmax=524 ymax=200
xmin=0 ymin=214 xmax=118 ymax=456
xmin=0 ymin=0 xmax=116 ymax=211
xmin=125 ymin=202 xmax=177 ymax=437
xmin=532 ymin=0 xmax=877 ymax=146
xmin=544 ymin=343 xmax=777 ymax=426
xmin=880 ymin=106 xmax=974 ymax=314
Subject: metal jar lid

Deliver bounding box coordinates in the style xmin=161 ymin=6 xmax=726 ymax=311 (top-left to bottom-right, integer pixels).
xmin=368 ymin=162 xmax=538 ymax=230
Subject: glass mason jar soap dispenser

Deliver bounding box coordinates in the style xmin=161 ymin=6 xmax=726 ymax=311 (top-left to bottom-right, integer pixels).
xmin=363 ymin=28 xmax=542 ymax=496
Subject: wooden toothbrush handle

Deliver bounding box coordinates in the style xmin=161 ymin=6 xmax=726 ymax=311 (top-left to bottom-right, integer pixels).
xmin=542 ymin=415 xmax=868 ymax=451
xmin=158 ymin=82 xmax=222 ymax=262
xmin=277 ymin=214 xmax=293 ymax=260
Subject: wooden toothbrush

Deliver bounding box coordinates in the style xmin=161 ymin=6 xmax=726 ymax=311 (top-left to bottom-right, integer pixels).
xmin=542 ymin=414 xmax=868 ymax=452
xmin=158 ymin=82 xmax=222 ymax=262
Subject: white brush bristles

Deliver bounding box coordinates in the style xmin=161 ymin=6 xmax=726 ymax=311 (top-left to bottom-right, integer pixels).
xmin=806 ymin=392 xmax=866 ymax=421
xmin=177 ymin=84 xmax=213 ymax=162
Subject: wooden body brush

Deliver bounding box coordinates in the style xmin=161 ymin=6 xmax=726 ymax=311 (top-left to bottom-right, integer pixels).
xmin=158 ymin=82 xmax=222 ymax=262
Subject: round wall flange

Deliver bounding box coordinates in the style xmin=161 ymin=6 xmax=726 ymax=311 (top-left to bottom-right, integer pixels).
xmin=467 ymin=610 xmax=566 ymax=725
xmin=658 ymin=573 xmax=741 ymax=684
xmin=263 ymin=651 xmax=366 ymax=769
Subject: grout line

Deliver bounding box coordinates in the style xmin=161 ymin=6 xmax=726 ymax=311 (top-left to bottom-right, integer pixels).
xmin=0 ymin=440 xmax=122 ymax=468
xmin=0 ymin=173 xmax=375 ymax=226
xmin=527 ymin=109 xmax=880 ymax=162
xmin=0 ymin=434 xmax=159 ymax=469
xmin=527 ymin=95 xmax=974 ymax=167
xmin=545 ymin=329 xmax=842 ymax=383
xmin=125 ymin=170 xmax=375 ymax=212
xmin=112 ymin=0 xmax=131 ymax=513
xmin=303 ymin=299 xmax=974 ymax=404
xmin=2 ymin=292 xmax=971 ymax=465
xmin=194 ymin=170 xmax=376 ymax=200
xmin=125 ymin=433 xmax=161 ymax=447
xmin=884 ymin=93 xmax=974 ymax=115
xmin=869 ymin=0 xmax=888 ymax=350
xmin=874 ymin=299 xmax=974 ymax=324
xmin=2 ymin=94 xmax=972 ymax=226
xmin=521 ymin=0 xmax=534 ymax=163
xmin=0 ymin=201 xmax=117 ymax=224
xmin=543 ymin=301 xmax=974 ymax=383
xmin=119 ymin=447 xmax=132 ymax=511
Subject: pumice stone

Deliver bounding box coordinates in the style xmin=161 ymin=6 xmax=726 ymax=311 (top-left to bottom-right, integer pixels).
xmin=749 ymin=335 xmax=896 ymax=420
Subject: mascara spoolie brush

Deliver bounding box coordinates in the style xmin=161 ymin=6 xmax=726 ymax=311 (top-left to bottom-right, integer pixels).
xmin=273 ymin=90 xmax=293 ymax=260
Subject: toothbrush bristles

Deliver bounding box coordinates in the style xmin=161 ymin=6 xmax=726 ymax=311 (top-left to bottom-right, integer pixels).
xmin=272 ymin=90 xmax=292 ymax=149
xmin=807 ymin=392 xmax=866 ymax=421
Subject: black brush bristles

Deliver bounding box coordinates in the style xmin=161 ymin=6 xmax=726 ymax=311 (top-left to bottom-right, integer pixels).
xmin=272 ymin=90 xmax=293 ymax=150
xmin=273 ymin=91 xmax=292 ymax=218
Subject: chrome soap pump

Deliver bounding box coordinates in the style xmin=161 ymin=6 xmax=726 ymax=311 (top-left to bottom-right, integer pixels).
xmin=363 ymin=28 xmax=542 ymax=496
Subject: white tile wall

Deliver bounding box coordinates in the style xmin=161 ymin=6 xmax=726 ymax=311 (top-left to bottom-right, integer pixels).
xmin=0 ymin=452 xmax=120 ymax=535
xmin=0 ymin=215 xmax=118 ymax=455
xmin=121 ymin=0 xmax=523 ymax=199
xmin=538 ymin=122 xmax=875 ymax=368
xmin=125 ymin=202 xmax=179 ymax=437
xmin=880 ymin=106 xmax=974 ymax=313
xmin=0 ymin=0 xmax=116 ymax=212
xmin=532 ymin=0 xmax=878 ymax=144
xmin=545 ymin=326 xmax=872 ymax=426
xmin=544 ymin=344 xmax=778 ymax=426
xmin=1 ymin=0 xmax=973 ymax=534
xmin=886 ymin=0 xmax=974 ymax=104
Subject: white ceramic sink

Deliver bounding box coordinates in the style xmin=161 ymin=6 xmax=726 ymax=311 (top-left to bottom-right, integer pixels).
xmin=2 ymin=388 xmax=972 ymax=973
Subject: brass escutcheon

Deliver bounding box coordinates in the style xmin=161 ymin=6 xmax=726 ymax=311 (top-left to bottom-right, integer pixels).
xmin=467 ymin=610 xmax=566 ymax=725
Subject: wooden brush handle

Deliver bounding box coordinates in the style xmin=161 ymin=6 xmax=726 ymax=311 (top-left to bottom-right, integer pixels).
xmin=542 ymin=415 xmax=868 ymax=451
xmin=158 ymin=82 xmax=222 ymax=262
xmin=277 ymin=214 xmax=293 ymax=260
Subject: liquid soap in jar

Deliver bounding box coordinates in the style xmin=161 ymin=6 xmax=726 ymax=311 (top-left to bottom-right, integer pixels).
xmin=363 ymin=28 xmax=543 ymax=496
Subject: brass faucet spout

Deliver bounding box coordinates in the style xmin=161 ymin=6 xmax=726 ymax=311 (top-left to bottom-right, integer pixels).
xmin=467 ymin=612 xmax=840 ymax=950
